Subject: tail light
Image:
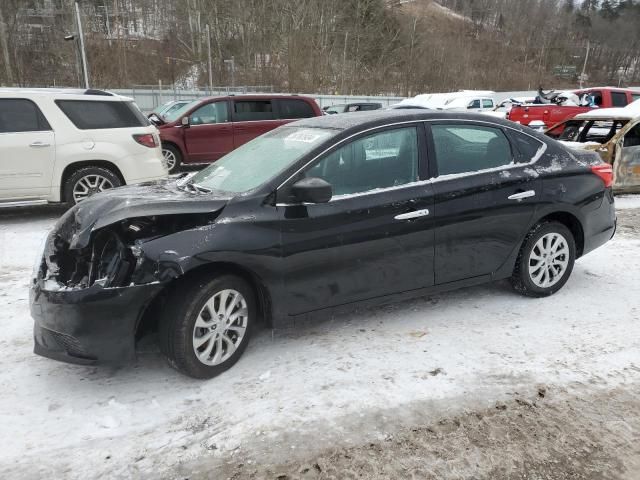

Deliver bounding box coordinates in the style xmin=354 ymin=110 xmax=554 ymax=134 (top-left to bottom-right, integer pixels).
xmin=133 ymin=133 xmax=157 ymax=148
xmin=591 ymin=163 xmax=613 ymax=188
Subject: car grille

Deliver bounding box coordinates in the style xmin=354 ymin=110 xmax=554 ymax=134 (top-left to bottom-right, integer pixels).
xmin=48 ymin=330 xmax=93 ymax=359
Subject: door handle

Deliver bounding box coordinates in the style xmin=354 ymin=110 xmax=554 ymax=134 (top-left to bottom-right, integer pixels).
xmin=394 ymin=208 xmax=430 ymax=220
xmin=29 ymin=142 xmax=51 ymax=148
xmin=508 ymin=190 xmax=535 ymax=200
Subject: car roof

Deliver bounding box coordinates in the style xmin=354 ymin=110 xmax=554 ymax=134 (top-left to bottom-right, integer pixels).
xmin=195 ymin=94 xmax=317 ymax=102
xmin=291 ymin=108 xmax=519 ymax=132
xmin=0 ymin=88 xmax=131 ymax=101
xmin=575 ymin=108 xmax=639 ymax=120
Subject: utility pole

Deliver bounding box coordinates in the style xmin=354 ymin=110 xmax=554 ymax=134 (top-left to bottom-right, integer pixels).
xmin=0 ymin=5 xmax=13 ymax=85
xmin=579 ymin=40 xmax=590 ymax=89
xmin=74 ymin=1 xmax=90 ymax=88
xmin=206 ymin=24 xmax=213 ymax=93
xmin=224 ymin=57 xmax=235 ymax=89
xmin=341 ymin=31 xmax=348 ymax=94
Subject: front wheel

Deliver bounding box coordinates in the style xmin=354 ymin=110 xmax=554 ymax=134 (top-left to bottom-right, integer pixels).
xmin=159 ymin=274 xmax=255 ymax=379
xmin=511 ymin=222 xmax=576 ymax=297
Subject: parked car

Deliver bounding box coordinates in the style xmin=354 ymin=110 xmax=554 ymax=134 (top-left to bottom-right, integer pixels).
xmin=438 ymin=95 xmax=496 ymax=112
xmin=0 ymin=88 xmax=167 ymax=207
xmin=545 ymin=103 xmax=640 ymax=193
xmin=508 ymin=87 xmax=640 ymax=128
xmin=148 ymin=99 xmax=193 ymax=125
xmin=31 ymin=110 xmax=616 ymax=379
xmin=157 ymin=94 xmax=322 ymax=173
xmin=323 ymin=102 xmax=382 ymax=114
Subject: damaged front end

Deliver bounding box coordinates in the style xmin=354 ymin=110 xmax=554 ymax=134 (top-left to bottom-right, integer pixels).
xmin=31 ymin=188 xmax=228 ymax=365
xmin=39 ymin=212 xmax=217 ymax=291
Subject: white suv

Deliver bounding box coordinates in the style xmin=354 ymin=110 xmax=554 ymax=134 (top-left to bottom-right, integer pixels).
xmin=0 ymin=88 xmax=168 ymax=206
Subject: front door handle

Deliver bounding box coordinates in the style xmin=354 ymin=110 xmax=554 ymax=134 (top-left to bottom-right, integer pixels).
xmin=394 ymin=208 xmax=430 ymax=220
xmin=29 ymin=141 xmax=51 ymax=148
xmin=508 ymin=190 xmax=535 ymax=201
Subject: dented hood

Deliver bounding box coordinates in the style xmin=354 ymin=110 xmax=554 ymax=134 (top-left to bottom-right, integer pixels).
xmin=56 ymin=179 xmax=231 ymax=249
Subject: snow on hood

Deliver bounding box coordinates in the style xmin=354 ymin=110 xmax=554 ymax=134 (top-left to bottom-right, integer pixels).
xmin=55 ymin=179 xmax=230 ymax=249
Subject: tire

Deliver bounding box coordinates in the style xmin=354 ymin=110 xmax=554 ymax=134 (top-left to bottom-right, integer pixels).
xmin=159 ymin=274 xmax=255 ymax=379
xmin=63 ymin=166 xmax=122 ymax=205
xmin=510 ymin=221 xmax=576 ymax=297
xmin=162 ymin=144 xmax=182 ymax=174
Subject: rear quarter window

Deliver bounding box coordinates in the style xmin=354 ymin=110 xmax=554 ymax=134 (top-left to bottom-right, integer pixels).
xmin=509 ymin=130 xmax=544 ymax=163
xmin=276 ymin=99 xmax=316 ymax=119
xmin=56 ymin=100 xmax=149 ymax=129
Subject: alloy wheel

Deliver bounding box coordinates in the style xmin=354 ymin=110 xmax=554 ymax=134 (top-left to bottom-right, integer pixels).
xmin=72 ymin=174 xmax=114 ymax=203
xmin=163 ymin=148 xmax=177 ymax=171
xmin=528 ymin=232 xmax=570 ymax=288
xmin=192 ymin=289 xmax=248 ymax=366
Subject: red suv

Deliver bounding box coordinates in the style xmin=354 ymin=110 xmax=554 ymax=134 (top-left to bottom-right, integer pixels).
xmin=157 ymin=95 xmax=322 ymax=172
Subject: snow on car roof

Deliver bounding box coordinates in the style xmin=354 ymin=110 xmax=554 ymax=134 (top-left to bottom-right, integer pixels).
xmin=575 ymin=108 xmax=639 ymax=120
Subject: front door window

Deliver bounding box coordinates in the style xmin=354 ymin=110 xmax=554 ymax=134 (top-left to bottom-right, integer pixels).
xmin=306 ymin=127 xmax=419 ymax=197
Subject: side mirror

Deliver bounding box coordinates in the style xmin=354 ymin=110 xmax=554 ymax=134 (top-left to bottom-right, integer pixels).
xmin=291 ymin=177 xmax=332 ymax=204
xmin=181 ymin=116 xmax=190 ymax=127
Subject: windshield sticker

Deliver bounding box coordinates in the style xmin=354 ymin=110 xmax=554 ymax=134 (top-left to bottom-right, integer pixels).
xmin=284 ymin=129 xmax=328 ymax=144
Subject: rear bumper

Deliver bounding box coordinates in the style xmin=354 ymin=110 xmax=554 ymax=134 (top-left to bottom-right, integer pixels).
xmin=30 ymin=281 xmax=163 ymax=365
xmin=582 ymin=188 xmax=616 ymax=256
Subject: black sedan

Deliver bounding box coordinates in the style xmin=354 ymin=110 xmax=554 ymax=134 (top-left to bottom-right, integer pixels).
xmin=30 ymin=110 xmax=616 ymax=379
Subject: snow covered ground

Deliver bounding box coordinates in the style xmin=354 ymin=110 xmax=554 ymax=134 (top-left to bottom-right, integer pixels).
xmin=1 ymin=201 xmax=639 ymax=479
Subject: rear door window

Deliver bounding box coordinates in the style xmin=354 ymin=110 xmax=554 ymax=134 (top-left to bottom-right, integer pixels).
xmin=431 ymin=124 xmax=513 ymax=176
xmin=0 ymin=99 xmax=51 ymax=133
xmin=56 ymin=100 xmax=148 ymax=129
xmin=482 ymin=99 xmax=494 ymax=109
xmin=611 ymin=92 xmax=628 ymax=107
xmin=232 ymin=100 xmax=274 ymax=121
xmin=276 ymin=99 xmax=315 ymax=119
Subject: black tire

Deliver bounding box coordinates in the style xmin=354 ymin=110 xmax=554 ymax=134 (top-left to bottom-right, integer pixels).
xmin=63 ymin=166 xmax=122 ymax=205
xmin=510 ymin=221 xmax=576 ymax=298
xmin=162 ymin=144 xmax=182 ymax=174
xmin=159 ymin=273 xmax=255 ymax=379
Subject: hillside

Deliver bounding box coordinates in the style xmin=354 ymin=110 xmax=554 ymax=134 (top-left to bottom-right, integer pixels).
xmin=0 ymin=0 xmax=638 ymax=94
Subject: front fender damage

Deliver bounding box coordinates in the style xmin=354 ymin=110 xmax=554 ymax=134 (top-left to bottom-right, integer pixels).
xmin=38 ymin=210 xmax=223 ymax=292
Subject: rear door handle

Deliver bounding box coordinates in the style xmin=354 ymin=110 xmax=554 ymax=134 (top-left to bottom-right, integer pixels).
xmin=394 ymin=208 xmax=430 ymax=220
xmin=29 ymin=142 xmax=51 ymax=148
xmin=508 ymin=190 xmax=535 ymax=200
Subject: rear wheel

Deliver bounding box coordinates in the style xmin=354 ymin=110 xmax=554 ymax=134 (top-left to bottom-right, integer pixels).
xmin=511 ymin=222 xmax=576 ymax=297
xmin=159 ymin=274 xmax=255 ymax=379
xmin=63 ymin=166 xmax=121 ymax=205
xmin=162 ymin=144 xmax=181 ymax=173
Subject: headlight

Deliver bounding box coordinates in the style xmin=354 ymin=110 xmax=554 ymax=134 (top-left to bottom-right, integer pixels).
xmin=31 ymin=232 xmax=50 ymax=280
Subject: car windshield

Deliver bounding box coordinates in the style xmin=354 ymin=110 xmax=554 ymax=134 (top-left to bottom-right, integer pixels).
xmin=163 ymin=100 xmax=200 ymax=122
xmin=188 ymin=126 xmax=337 ymax=193
xmin=161 ymin=102 xmax=189 ymax=117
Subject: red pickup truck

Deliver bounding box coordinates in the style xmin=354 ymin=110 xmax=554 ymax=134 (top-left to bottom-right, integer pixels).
xmin=508 ymin=87 xmax=640 ymax=128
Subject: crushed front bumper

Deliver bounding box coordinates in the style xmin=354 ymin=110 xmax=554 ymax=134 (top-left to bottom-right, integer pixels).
xmin=30 ymin=281 xmax=163 ymax=365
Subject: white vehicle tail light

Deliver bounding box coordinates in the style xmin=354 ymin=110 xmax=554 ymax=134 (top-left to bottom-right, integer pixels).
xmin=133 ymin=133 xmax=157 ymax=148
